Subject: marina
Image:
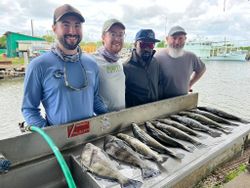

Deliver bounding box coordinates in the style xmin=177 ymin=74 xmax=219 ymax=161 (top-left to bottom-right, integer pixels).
xmin=185 ymin=40 xmax=249 ymax=62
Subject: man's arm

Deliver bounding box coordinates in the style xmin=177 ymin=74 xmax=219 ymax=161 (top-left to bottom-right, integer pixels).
xmin=93 ymin=70 xmax=108 ymax=115
xmin=21 ymin=62 xmax=47 ymax=127
xmin=189 ymin=66 xmax=206 ymax=90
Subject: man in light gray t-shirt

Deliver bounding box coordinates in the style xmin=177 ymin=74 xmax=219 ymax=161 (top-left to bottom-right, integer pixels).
xmin=155 ymin=26 xmax=206 ymax=99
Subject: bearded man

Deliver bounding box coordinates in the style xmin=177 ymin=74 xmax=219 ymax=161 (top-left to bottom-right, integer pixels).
xmin=22 ymin=4 xmax=107 ymax=127
xmin=155 ymin=25 xmax=206 ymax=99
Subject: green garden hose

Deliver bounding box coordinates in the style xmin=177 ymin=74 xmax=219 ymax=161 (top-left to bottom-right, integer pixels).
xmin=28 ymin=126 xmax=76 ymax=188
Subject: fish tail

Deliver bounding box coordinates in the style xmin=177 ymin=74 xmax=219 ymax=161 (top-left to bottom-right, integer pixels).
xmin=122 ymin=179 xmax=143 ymax=188
xmin=196 ymin=134 xmax=207 ymax=139
xmin=171 ymin=152 xmax=185 ymax=160
xmin=224 ymin=126 xmax=233 ymax=131
xmin=209 ymin=130 xmax=222 ymax=137
xmin=227 ymin=122 xmax=240 ymax=126
xmin=141 ymin=166 xmax=161 ymax=179
xmin=194 ymin=142 xmax=207 ymax=149
xmin=161 ymin=156 xmax=169 ymax=163
xmin=184 ymin=145 xmax=195 ymax=153
xmin=239 ymin=119 xmax=250 ymax=124
xmin=221 ymin=129 xmax=232 ymax=135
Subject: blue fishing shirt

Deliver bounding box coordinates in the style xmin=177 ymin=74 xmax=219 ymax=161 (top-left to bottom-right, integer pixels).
xmin=22 ymin=51 xmax=107 ymax=127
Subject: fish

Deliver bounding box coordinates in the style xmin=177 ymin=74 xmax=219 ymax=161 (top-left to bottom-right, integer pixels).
xmin=145 ymin=121 xmax=195 ymax=152
xmin=198 ymin=106 xmax=250 ymax=124
xmin=151 ymin=121 xmax=207 ymax=149
xmin=104 ymin=135 xmax=160 ymax=179
xmin=131 ymin=122 xmax=185 ymax=159
xmin=157 ymin=118 xmax=204 ymax=138
xmin=189 ymin=108 xmax=239 ymax=126
xmin=170 ymin=115 xmax=222 ymax=138
xmin=80 ymin=143 xmax=142 ymax=188
xmin=117 ymin=133 xmax=168 ymax=163
xmin=178 ymin=111 xmax=233 ymax=134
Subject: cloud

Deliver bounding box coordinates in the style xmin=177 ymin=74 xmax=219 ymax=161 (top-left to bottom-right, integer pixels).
xmin=0 ymin=0 xmax=250 ymax=43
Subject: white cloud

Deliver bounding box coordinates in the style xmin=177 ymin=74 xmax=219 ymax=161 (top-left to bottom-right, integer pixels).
xmin=0 ymin=0 xmax=249 ymax=43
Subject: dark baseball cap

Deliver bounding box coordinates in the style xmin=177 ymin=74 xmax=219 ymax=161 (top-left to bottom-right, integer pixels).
xmin=102 ymin=19 xmax=125 ymax=34
xmin=53 ymin=4 xmax=85 ymax=24
xmin=135 ymin=29 xmax=160 ymax=43
xmin=168 ymin=26 xmax=187 ymax=36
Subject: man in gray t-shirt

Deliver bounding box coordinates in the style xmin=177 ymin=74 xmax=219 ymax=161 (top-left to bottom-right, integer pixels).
xmin=155 ymin=26 xmax=206 ymax=99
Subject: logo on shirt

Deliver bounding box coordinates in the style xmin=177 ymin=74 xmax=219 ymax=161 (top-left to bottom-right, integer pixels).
xmin=106 ymin=65 xmax=121 ymax=73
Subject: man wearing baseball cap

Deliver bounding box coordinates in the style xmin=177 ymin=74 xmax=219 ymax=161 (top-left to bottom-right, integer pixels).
xmin=22 ymin=4 xmax=107 ymax=128
xmin=92 ymin=18 xmax=126 ymax=112
xmin=155 ymin=25 xmax=206 ymax=99
xmin=123 ymin=29 xmax=163 ymax=107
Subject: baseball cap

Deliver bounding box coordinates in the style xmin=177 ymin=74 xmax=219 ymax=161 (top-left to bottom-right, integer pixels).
xmin=53 ymin=4 xmax=85 ymax=24
xmin=168 ymin=26 xmax=187 ymax=36
xmin=102 ymin=19 xmax=125 ymax=34
xmin=135 ymin=29 xmax=160 ymax=43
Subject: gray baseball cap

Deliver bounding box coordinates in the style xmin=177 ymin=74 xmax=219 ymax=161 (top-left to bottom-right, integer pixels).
xmin=102 ymin=19 xmax=125 ymax=34
xmin=53 ymin=4 xmax=85 ymax=24
xmin=168 ymin=26 xmax=187 ymax=36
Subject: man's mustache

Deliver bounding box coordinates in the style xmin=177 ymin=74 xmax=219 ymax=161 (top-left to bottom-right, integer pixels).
xmin=64 ymin=34 xmax=80 ymax=38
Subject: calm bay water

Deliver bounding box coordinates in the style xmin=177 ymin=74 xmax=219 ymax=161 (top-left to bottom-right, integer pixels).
xmin=0 ymin=61 xmax=249 ymax=140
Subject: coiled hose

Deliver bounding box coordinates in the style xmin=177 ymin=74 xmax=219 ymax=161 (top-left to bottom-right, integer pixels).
xmin=28 ymin=126 xmax=76 ymax=188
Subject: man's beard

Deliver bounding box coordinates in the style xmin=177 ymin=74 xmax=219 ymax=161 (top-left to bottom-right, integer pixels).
xmin=58 ymin=34 xmax=81 ymax=50
xmin=141 ymin=51 xmax=152 ymax=62
xmin=168 ymin=45 xmax=184 ymax=58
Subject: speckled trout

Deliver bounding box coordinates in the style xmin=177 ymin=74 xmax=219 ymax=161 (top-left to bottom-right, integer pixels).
xmin=170 ymin=115 xmax=222 ymax=138
xmin=131 ymin=122 xmax=185 ymax=159
xmin=117 ymin=133 xmax=168 ymax=163
xmin=152 ymin=121 xmax=207 ymax=149
xmin=80 ymin=143 xmax=142 ymax=188
xmin=104 ymin=135 xmax=160 ymax=179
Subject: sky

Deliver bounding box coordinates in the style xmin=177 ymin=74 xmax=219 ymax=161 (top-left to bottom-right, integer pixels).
xmin=0 ymin=0 xmax=250 ymax=43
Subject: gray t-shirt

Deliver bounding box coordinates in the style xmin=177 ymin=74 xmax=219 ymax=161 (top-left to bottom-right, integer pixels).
xmin=155 ymin=49 xmax=205 ymax=99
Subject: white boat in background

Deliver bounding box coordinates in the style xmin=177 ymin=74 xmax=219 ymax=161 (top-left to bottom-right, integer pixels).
xmin=185 ymin=40 xmax=249 ymax=62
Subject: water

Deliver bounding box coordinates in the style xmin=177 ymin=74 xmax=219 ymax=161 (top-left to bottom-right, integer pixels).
xmin=0 ymin=61 xmax=249 ymax=140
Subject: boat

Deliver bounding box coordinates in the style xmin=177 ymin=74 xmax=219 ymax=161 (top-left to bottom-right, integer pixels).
xmin=185 ymin=40 xmax=249 ymax=62
xmin=0 ymin=93 xmax=250 ymax=188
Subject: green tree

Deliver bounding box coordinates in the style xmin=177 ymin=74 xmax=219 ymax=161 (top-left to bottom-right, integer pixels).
xmin=42 ymin=34 xmax=55 ymax=43
xmin=0 ymin=35 xmax=6 ymax=49
xmin=156 ymin=40 xmax=166 ymax=48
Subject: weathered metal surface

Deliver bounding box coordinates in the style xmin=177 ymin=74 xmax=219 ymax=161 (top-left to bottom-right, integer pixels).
xmin=0 ymin=93 xmax=198 ymax=167
xmin=1 ymin=93 xmax=250 ymax=188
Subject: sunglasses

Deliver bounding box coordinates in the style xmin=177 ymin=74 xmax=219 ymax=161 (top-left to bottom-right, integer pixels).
xmin=64 ymin=62 xmax=88 ymax=91
xmin=139 ymin=42 xmax=155 ymax=49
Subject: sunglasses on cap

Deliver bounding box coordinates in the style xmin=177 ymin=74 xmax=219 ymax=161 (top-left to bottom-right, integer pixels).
xmin=139 ymin=42 xmax=155 ymax=49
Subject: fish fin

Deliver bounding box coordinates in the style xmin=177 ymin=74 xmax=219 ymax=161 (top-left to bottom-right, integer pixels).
xmin=209 ymin=131 xmax=222 ymax=137
xmin=122 ymin=179 xmax=143 ymax=188
xmin=141 ymin=166 xmax=161 ymax=179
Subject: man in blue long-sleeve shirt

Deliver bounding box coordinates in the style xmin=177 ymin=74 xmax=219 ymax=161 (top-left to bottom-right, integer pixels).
xmin=22 ymin=4 xmax=107 ymax=127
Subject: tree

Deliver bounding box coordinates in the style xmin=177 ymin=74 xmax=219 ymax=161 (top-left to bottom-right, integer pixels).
xmin=42 ymin=34 xmax=55 ymax=43
xmin=0 ymin=35 xmax=6 ymax=49
xmin=156 ymin=40 xmax=166 ymax=48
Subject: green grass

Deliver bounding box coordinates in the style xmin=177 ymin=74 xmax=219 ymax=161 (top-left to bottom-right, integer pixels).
xmin=224 ymin=164 xmax=247 ymax=183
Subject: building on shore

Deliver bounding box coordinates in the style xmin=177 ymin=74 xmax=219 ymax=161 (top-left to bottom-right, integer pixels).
xmin=4 ymin=31 xmax=51 ymax=58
